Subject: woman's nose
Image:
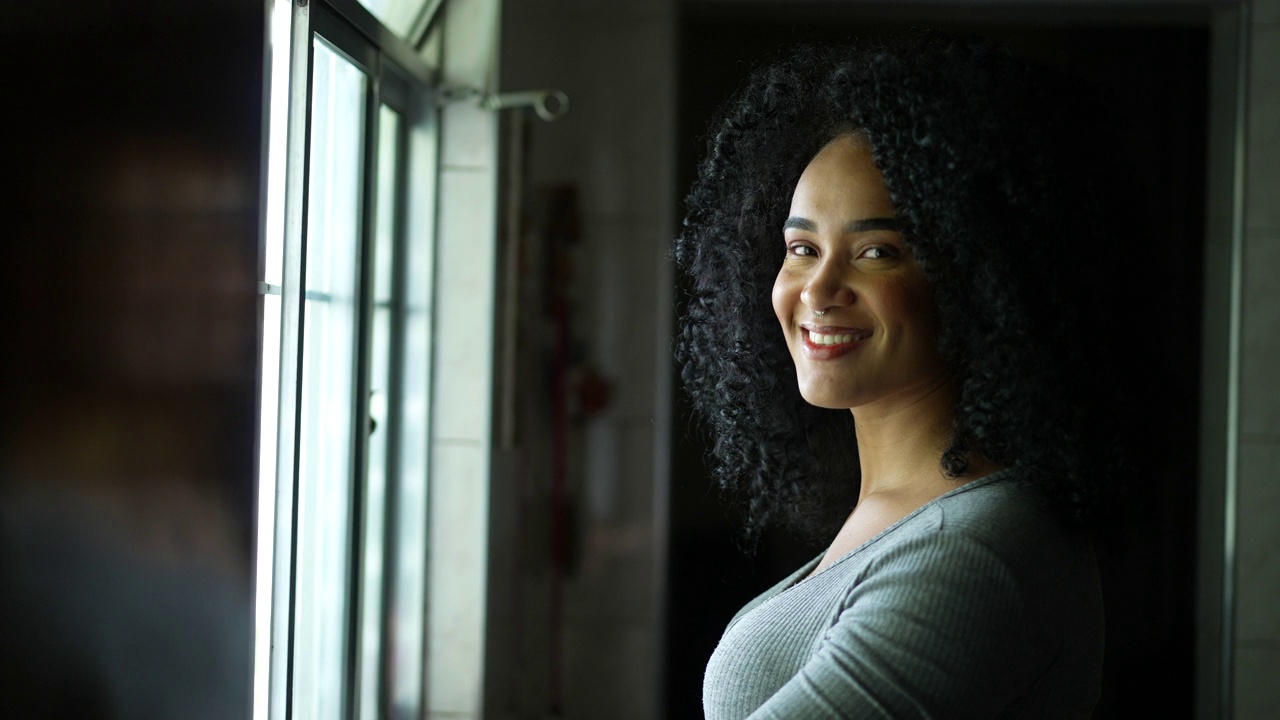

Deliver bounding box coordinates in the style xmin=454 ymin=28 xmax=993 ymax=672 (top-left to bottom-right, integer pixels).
xmin=800 ymin=259 xmax=854 ymax=312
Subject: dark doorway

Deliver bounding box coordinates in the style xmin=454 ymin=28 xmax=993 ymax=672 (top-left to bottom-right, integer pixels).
xmin=667 ymin=4 xmax=1208 ymax=718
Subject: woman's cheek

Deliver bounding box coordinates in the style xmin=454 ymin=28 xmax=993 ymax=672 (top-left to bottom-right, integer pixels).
xmin=771 ymin=271 xmax=792 ymax=327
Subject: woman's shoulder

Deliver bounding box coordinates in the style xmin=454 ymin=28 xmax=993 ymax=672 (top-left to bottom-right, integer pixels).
xmin=925 ymin=470 xmax=1097 ymax=576
xmin=936 ymin=470 xmax=1065 ymax=529
xmin=849 ymin=471 xmax=1100 ymax=633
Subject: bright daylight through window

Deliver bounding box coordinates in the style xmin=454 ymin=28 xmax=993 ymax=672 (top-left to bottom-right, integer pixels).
xmin=255 ymin=1 xmax=440 ymax=718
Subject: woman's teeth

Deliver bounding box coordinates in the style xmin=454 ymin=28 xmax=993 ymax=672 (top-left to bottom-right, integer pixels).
xmin=809 ymin=331 xmax=854 ymax=345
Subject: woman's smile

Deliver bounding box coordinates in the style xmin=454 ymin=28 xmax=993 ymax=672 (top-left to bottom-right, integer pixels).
xmin=800 ymin=325 xmax=872 ymax=358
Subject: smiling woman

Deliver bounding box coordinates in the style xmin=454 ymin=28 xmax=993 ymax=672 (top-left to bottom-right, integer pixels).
xmin=675 ymin=33 xmax=1124 ymax=719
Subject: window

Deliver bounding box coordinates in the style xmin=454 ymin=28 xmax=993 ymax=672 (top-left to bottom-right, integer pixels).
xmin=255 ymin=1 xmax=440 ymax=718
xmin=356 ymin=0 xmax=443 ymax=39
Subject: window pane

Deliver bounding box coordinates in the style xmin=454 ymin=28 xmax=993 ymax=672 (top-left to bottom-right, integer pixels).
xmin=294 ymin=38 xmax=366 ymax=720
xmin=387 ymin=100 xmax=436 ymax=720
xmin=357 ymin=0 xmax=429 ymax=39
xmin=358 ymin=105 xmax=400 ymax=720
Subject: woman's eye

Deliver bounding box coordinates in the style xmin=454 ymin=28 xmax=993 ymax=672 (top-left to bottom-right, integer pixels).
xmin=787 ymin=244 xmax=816 ymax=257
xmin=860 ymin=245 xmax=897 ymax=260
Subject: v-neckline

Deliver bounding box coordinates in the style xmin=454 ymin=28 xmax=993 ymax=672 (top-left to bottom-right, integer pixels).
xmin=786 ymin=468 xmax=1013 ymax=591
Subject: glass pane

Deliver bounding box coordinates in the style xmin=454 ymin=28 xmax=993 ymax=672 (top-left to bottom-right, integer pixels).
xmin=358 ymin=105 xmax=400 ymax=720
xmin=293 ymin=37 xmax=366 ymax=720
xmin=357 ymin=0 xmax=429 ymax=39
xmin=387 ymin=98 xmax=437 ymax=720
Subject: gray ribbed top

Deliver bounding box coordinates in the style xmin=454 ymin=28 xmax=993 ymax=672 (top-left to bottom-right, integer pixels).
xmin=703 ymin=471 xmax=1103 ymax=719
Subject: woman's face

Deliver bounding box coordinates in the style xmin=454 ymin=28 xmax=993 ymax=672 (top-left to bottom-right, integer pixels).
xmin=772 ymin=135 xmax=948 ymax=412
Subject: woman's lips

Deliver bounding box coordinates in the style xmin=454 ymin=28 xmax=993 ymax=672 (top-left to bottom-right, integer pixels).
xmin=801 ymin=326 xmax=871 ymax=359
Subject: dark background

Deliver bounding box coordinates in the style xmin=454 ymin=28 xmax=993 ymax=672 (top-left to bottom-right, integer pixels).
xmin=1 ymin=3 xmax=263 ymax=717
xmin=666 ymin=4 xmax=1208 ymax=718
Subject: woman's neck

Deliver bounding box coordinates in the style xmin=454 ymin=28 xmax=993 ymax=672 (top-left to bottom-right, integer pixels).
xmin=850 ymin=373 xmax=968 ymax=503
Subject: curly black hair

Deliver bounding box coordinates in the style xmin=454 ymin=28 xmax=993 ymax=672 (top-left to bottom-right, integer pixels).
xmin=675 ymin=33 xmax=1123 ymax=545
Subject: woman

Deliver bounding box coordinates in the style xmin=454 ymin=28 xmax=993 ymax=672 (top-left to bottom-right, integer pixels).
xmin=675 ymin=34 xmax=1120 ymax=719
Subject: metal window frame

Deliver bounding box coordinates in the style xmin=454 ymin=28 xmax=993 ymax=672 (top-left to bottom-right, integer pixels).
xmin=320 ymin=0 xmax=435 ymax=85
xmin=256 ymin=0 xmax=437 ymax=717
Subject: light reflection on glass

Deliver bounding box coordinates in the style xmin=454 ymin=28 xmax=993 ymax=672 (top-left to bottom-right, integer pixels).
xmin=356 ymin=0 xmax=427 ymax=39
xmin=293 ymin=37 xmax=366 ymax=720
xmin=358 ymin=105 xmax=400 ymax=720
xmin=387 ymin=97 xmax=437 ymax=720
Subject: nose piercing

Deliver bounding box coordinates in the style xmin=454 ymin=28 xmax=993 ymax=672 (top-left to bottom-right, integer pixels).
xmin=813 ymin=308 xmax=826 ymax=317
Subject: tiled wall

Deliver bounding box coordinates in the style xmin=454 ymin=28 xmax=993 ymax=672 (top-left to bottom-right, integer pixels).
xmin=427 ymin=1 xmax=502 ymax=718
xmin=1235 ymin=0 xmax=1280 ymax=716
xmin=490 ymin=0 xmax=676 ymax=718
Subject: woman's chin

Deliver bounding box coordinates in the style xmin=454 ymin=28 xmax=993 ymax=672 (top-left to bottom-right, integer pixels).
xmin=797 ymin=385 xmax=857 ymax=411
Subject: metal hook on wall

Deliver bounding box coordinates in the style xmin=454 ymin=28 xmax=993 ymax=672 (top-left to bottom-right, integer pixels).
xmin=484 ymin=89 xmax=570 ymax=122
xmin=441 ymin=86 xmax=570 ymax=122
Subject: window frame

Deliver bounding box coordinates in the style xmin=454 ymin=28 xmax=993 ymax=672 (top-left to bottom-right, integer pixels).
xmin=254 ymin=1 xmax=442 ymax=718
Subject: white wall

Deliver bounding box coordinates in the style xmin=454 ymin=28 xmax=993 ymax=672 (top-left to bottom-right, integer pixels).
xmin=427 ymin=1 xmax=502 ymax=718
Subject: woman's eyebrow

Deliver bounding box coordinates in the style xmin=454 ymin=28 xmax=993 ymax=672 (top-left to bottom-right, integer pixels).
xmin=844 ymin=217 xmax=901 ymax=233
xmin=782 ymin=216 xmax=900 ymax=232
